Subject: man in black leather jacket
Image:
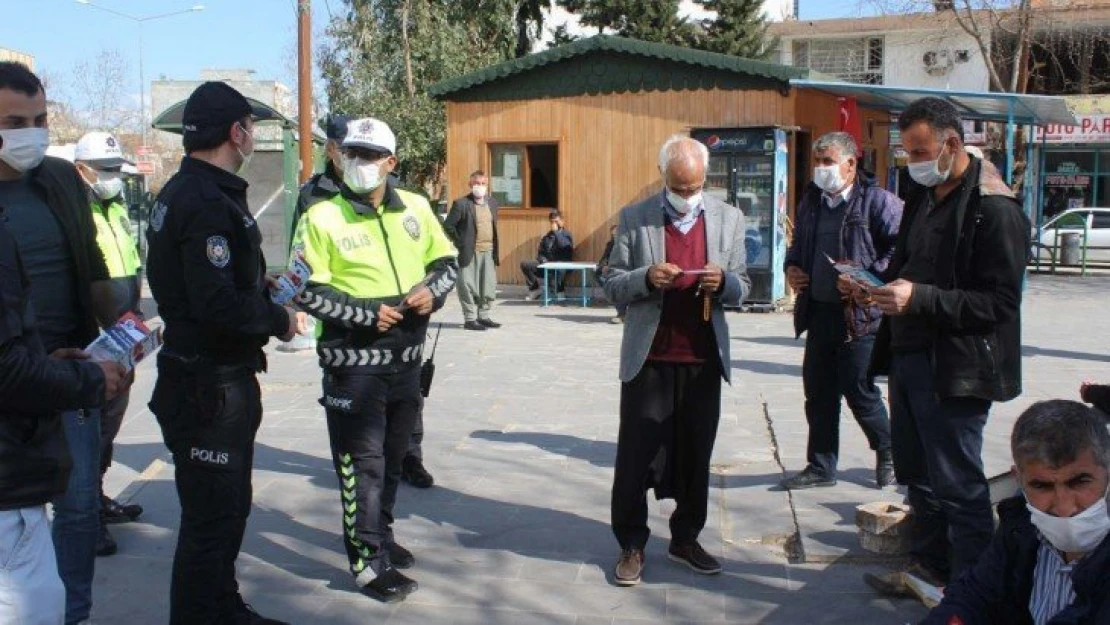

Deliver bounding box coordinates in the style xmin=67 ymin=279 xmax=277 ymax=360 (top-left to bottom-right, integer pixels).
xmin=0 ymin=211 xmax=124 ymax=624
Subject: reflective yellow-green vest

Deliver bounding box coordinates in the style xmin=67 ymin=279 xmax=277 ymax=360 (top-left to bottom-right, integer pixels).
xmin=92 ymin=199 xmax=141 ymax=278
xmin=293 ymin=187 xmax=456 ymax=301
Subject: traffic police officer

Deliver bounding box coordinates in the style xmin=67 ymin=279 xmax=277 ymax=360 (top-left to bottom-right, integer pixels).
xmin=292 ymin=117 xmax=457 ymax=602
xmin=145 ymin=81 xmax=296 ymax=625
xmin=74 ymin=131 xmax=144 ymax=557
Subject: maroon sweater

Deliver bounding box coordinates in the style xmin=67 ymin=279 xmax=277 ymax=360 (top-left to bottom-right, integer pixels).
xmin=647 ymin=217 xmax=716 ymax=364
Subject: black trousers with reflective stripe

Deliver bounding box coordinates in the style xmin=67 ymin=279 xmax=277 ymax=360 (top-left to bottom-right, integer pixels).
xmin=322 ymin=366 xmax=422 ymax=579
xmin=149 ymin=356 xmax=261 ymax=625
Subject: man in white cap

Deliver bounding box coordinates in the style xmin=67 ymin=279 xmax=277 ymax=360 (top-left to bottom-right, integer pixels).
xmin=291 ymin=117 xmax=457 ymax=602
xmin=73 ymin=131 xmax=144 ymax=558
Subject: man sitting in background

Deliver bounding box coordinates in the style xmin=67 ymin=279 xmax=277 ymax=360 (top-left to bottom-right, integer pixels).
xmin=521 ymin=210 xmax=573 ymax=299
xmin=922 ymin=399 xmax=1110 ymax=625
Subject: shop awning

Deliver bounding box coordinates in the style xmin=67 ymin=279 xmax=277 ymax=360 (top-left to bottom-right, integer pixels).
xmin=788 ymin=79 xmax=1078 ymax=126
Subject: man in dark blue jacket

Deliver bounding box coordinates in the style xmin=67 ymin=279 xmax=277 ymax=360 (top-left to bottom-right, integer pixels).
xmin=781 ymin=131 xmax=902 ymax=491
xmin=521 ymin=210 xmax=573 ymax=299
xmin=0 ymin=210 xmax=125 ymax=624
xmin=922 ymin=400 xmax=1110 ymax=625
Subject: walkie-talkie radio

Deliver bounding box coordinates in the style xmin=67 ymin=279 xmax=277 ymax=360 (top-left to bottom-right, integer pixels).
xmin=419 ymin=323 xmax=442 ymax=398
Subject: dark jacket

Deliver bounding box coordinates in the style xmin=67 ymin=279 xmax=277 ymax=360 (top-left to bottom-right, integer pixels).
xmin=538 ymin=228 xmax=573 ymax=263
xmin=9 ymin=156 xmax=110 ymax=347
xmin=870 ymin=157 xmax=1030 ymax=402
xmin=0 ymin=212 xmax=105 ymax=510
xmin=443 ymin=194 xmax=500 ymax=268
xmin=785 ymin=173 xmax=903 ymax=338
xmin=146 ymin=157 xmax=290 ymax=365
xmin=1082 ymin=384 xmax=1110 ymax=416
xmin=923 ymin=496 xmax=1110 ymax=625
xmin=292 ymin=164 xmax=342 ymax=246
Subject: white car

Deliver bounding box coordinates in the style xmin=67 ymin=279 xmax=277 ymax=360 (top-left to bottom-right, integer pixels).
xmin=1032 ymin=207 xmax=1110 ymax=265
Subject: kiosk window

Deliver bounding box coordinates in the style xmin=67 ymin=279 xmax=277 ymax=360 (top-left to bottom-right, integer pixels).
xmin=488 ymin=143 xmax=559 ymax=209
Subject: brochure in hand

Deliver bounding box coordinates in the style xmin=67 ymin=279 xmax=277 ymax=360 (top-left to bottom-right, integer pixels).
xmin=270 ymin=252 xmax=312 ymax=305
xmin=824 ymin=253 xmax=885 ymax=290
xmin=85 ymin=312 xmax=163 ymax=372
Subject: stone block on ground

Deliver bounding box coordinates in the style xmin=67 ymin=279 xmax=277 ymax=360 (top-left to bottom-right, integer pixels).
xmin=856 ymin=502 xmax=911 ymax=555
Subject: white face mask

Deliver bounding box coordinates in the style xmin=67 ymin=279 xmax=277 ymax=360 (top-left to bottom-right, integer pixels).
xmin=666 ymin=189 xmax=701 ymax=215
xmin=342 ymin=155 xmax=385 ymax=194
xmin=1025 ymin=487 xmax=1110 ymax=554
xmin=0 ymin=127 xmax=49 ymax=173
xmin=907 ymin=143 xmax=954 ymax=188
xmin=471 ymin=184 xmax=487 ymax=199
xmin=235 ymin=123 xmax=254 ymax=176
xmin=91 ymin=171 xmax=124 ymax=200
xmin=813 ymin=163 xmax=845 ymax=194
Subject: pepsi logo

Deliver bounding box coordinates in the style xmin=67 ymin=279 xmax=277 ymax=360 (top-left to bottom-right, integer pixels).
xmin=705 ymin=135 xmax=721 ymax=148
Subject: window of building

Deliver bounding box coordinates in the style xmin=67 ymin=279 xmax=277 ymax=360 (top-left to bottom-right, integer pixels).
xmin=792 ymin=37 xmax=885 ymax=85
xmin=488 ymin=142 xmax=559 ymax=209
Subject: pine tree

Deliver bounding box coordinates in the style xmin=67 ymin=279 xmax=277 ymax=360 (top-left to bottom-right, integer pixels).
xmin=694 ymin=0 xmax=775 ymax=60
xmin=554 ymin=0 xmax=697 ymax=45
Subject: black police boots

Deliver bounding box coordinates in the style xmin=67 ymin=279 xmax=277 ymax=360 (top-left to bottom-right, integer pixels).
xmin=401 ymin=456 xmax=434 ymax=488
xmin=228 ymin=596 xmax=290 ymax=625
xmin=360 ymin=567 xmax=418 ymax=603
xmin=102 ymin=494 xmax=143 ymax=524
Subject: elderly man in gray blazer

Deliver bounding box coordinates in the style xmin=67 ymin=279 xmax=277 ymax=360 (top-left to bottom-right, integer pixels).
xmin=603 ymin=135 xmax=750 ymax=586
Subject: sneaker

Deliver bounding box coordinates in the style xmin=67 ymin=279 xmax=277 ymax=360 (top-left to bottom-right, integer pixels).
xmin=524 ymin=289 xmax=541 ymax=300
xmin=667 ymin=541 xmax=722 ymax=575
xmin=876 ymin=449 xmax=895 ymax=488
xmin=361 ymin=567 xmax=418 ymax=603
xmin=101 ymin=494 xmax=142 ymax=524
xmin=229 ymin=597 xmax=290 ymax=624
xmin=780 ymin=466 xmax=837 ymax=490
xmin=388 ymin=542 xmax=415 ymax=569
xmin=401 ymin=456 xmax=434 ymax=489
xmin=477 ymin=318 xmax=501 ymax=328
xmin=96 ymin=523 xmax=117 ymax=557
xmin=614 ymin=548 xmax=644 ymax=586
xmin=463 ymin=321 xmax=487 ymax=331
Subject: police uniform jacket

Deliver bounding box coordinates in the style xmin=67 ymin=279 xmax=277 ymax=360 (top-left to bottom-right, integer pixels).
xmin=146 ymin=157 xmax=290 ymax=365
xmin=292 ymin=180 xmax=458 ymax=372
xmin=0 ymin=212 xmax=107 ymax=510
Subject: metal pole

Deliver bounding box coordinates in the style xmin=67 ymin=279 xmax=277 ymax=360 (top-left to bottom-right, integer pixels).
xmin=297 ymin=0 xmax=313 ymax=184
xmin=1005 ymin=99 xmax=1015 ymax=186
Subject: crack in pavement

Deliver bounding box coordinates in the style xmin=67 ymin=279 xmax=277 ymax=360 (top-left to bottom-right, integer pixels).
xmin=761 ymin=394 xmax=804 ymax=563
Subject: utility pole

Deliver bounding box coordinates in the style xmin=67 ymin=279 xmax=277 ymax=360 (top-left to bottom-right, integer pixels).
xmin=298 ymin=0 xmax=313 ymax=184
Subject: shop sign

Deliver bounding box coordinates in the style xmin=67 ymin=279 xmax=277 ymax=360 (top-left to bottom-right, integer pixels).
xmin=1044 ymin=173 xmax=1091 ymax=187
xmin=1034 ymin=115 xmax=1110 ymax=144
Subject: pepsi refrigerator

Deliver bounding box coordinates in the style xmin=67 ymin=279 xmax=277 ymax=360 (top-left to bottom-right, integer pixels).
xmin=691 ymin=127 xmax=789 ymax=307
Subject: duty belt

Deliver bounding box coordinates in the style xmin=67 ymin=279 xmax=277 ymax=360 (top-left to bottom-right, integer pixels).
xmin=318 ymin=344 xmax=423 ymax=367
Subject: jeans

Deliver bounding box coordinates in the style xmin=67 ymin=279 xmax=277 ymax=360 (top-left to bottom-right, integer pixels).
xmin=802 ymin=301 xmax=890 ymax=478
xmin=149 ymin=357 xmax=262 ymax=625
xmin=520 ymin=260 xmax=566 ymax=292
xmin=322 ymin=367 xmax=421 ymax=582
xmin=0 ymin=506 xmax=65 ymax=625
xmin=51 ymin=409 xmax=100 ymax=625
xmin=889 ymin=350 xmax=993 ymax=581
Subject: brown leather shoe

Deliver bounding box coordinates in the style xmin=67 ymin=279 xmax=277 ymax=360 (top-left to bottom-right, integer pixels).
xmin=667 ymin=541 xmax=722 ymax=574
xmin=614 ymin=548 xmax=644 ymax=586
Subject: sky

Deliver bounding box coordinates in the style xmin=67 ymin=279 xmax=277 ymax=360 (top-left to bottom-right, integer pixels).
xmin=1 ymin=0 xmax=878 ymax=113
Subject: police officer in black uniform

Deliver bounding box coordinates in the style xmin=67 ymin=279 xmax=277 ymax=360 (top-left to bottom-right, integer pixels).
xmin=291 ymin=113 xmax=348 ymax=242
xmin=145 ymin=81 xmax=297 ymax=625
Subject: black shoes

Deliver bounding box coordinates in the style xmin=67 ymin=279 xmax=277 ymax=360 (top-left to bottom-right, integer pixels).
xmin=228 ymin=596 xmax=290 ymax=624
xmin=667 ymin=541 xmax=722 ymax=575
xmin=401 ymin=456 xmax=434 ymax=488
xmin=96 ymin=523 xmax=117 ymax=557
xmin=388 ymin=542 xmax=415 ymax=569
xmin=876 ymin=449 xmax=896 ymax=488
xmin=477 ymin=318 xmax=501 ymax=328
xmin=781 ymin=466 xmax=837 ymax=490
xmin=102 ymin=494 xmax=142 ymax=524
xmin=463 ymin=321 xmax=487 ymax=331
xmin=361 ymin=567 xmax=418 ymax=603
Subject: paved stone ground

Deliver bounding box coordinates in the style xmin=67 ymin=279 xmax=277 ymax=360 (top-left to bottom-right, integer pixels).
xmin=93 ymin=274 xmax=1110 ymax=624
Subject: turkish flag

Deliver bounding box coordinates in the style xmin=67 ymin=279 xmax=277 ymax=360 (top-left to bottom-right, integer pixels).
xmin=838 ymin=97 xmax=864 ymax=156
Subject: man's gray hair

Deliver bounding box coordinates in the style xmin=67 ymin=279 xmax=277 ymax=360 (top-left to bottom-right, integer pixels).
xmin=658 ymin=134 xmax=709 ymax=173
xmin=813 ymin=132 xmax=858 ymax=162
xmin=1011 ymin=400 xmax=1110 ymax=471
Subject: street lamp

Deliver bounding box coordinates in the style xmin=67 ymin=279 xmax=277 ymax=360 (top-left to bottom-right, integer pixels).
xmin=74 ymin=0 xmax=205 ymax=151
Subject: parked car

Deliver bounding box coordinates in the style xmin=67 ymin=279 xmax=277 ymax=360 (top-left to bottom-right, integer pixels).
xmin=1033 ymin=207 xmax=1110 ymax=264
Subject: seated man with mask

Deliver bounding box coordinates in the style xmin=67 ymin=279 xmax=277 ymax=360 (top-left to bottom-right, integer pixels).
xmin=922 ymin=400 xmax=1110 ymax=625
